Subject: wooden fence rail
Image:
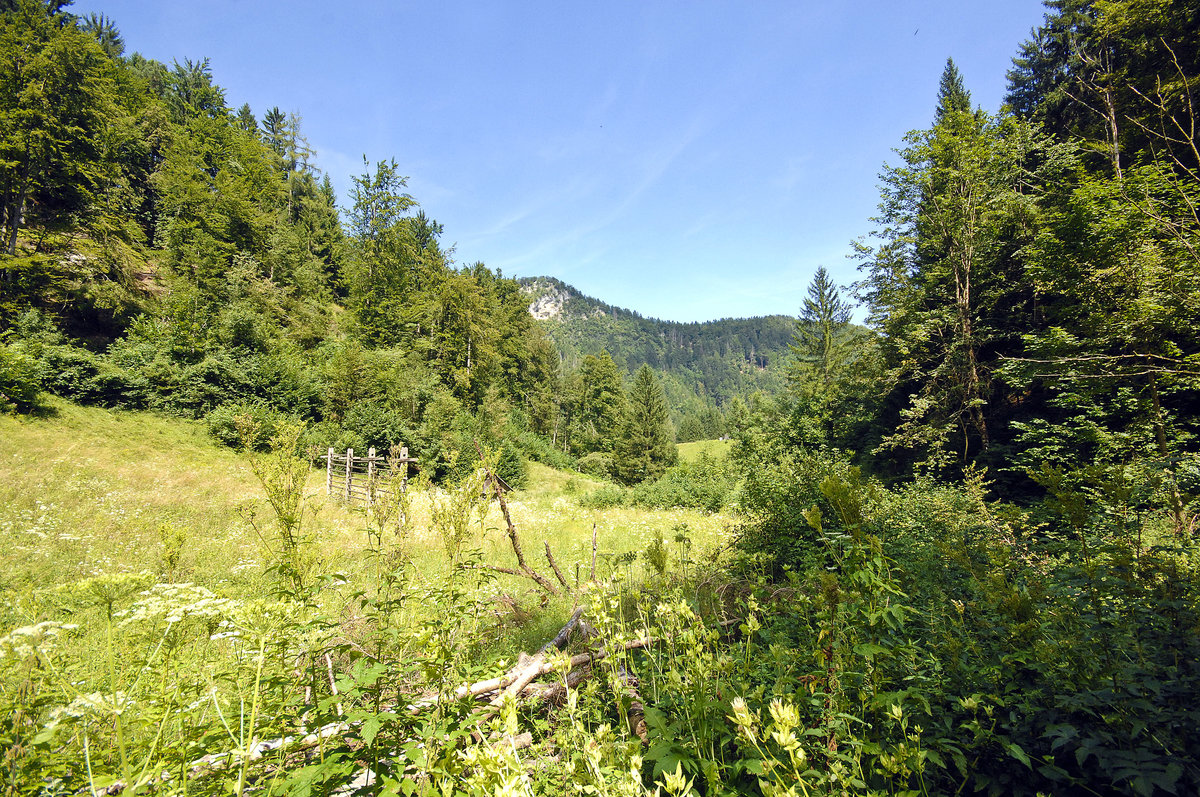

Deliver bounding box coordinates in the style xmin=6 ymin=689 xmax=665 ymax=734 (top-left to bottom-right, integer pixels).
xmin=326 ymin=446 xmax=418 ymax=508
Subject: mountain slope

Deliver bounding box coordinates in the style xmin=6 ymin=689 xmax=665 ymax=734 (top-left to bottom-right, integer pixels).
xmin=519 ymin=277 xmax=795 ymax=415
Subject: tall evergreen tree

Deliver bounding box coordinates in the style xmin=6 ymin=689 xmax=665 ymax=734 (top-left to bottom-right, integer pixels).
xmin=80 ymin=12 xmax=123 ymax=58
xmin=615 ymin=364 xmax=676 ymax=484
xmin=789 ymin=265 xmax=852 ymax=391
xmin=934 ymin=57 xmax=972 ymax=122
xmin=343 ymin=157 xmax=419 ymax=345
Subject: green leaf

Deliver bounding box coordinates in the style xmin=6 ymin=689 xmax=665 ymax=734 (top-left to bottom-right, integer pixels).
xmin=651 ymin=753 xmax=683 ymax=778
xmin=1004 ymin=741 xmax=1032 ymax=769
xmin=361 ymin=715 xmax=382 ymax=747
xmin=853 ymin=642 xmax=890 ymax=658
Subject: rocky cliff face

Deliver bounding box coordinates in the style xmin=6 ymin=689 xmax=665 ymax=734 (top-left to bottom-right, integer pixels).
xmin=522 ymin=279 xmax=570 ymax=320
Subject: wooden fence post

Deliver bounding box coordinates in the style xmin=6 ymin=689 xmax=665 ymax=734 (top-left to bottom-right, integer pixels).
xmin=367 ymin=447 xmax=376 ymax=507
xmin=345 ymin=448 xmax=353 ymax=503
xmin=327 ymin=448 xmax=334 ymax=497
xmin=400 ymin=446 xmax=409 ymax=492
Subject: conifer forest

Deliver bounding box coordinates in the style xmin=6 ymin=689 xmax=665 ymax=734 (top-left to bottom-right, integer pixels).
xmin=0 ymin=1 xmax=1198 ymax=794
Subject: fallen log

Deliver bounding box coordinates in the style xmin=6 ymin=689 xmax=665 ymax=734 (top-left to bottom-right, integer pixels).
xmin=101 ymin=606 xmax=738 ymax=795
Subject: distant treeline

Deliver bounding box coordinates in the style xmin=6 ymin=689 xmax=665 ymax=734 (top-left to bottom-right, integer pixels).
xmin=521 ymin=276 xmax=798 ymax=440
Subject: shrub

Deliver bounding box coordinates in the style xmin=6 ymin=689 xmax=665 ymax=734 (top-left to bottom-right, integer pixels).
xmin=496 ymin=439 xmax=528 ymax=489
xmin=206 ymin=401 xmax=287 ymax=451
xmin=513 ymin=429 xmax=575 ymax=470
xmin=342 ymin=401 xmax=415 ymax=453
xmin=39 ymin=344 xmax=148 ymax=408
xmin=733 ymin=444 xmax=858 ymax=570
xmin=579 ymin=484 xmax=630 ymax=509
xmin=628 ymin=458 xmax=730 ymax=512
xmin=577 ymin=452 xmax=614 ymax=480
xmin=0 ymin=343 xmax=42 ymax=414
xmin=175 ymin=355 xmax=242 ymax=415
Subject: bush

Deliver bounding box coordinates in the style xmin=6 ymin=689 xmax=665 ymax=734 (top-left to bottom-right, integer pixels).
xmin=206 ymin=401 xmax=288 ymax=451
xmin=343 ymin=401 xmax=415 ymax=454
xmin=578 ymin=458 xmax=732 ymax=512
xmin=512 ymin=429 xmax=575 ymax=471
xmin=730 ymin=399 xmax=862 ymax=569
xmin=39 ymin=344 xmax=148 ymax=408
xmin=578 ymin=483 xmax=630 ymax=509
xmin=496 ymin=439 xmax=528 ymax=489
xmin=175 ymin=355 xmax=243 ymax=415
xmin=628 ymin=458 xmax=731 ymax=512
xmin=0 ymin=343 xmax=42 ymax=413
xmin=577 ymin=452 xmax=614 ymax=480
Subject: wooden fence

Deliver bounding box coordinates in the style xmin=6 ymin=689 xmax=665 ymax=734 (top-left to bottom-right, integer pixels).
xmin=326 ymin=446 xmax=418 ymax=508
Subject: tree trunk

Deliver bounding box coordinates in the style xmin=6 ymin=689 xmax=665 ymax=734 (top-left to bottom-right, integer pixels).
xmin=4 ymin=157 xmax=33 ymax=257
xmin=1148 ymin=371 xmax=1186 ymax=534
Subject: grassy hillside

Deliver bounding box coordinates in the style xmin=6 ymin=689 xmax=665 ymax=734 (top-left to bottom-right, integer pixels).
xmin=677 ymin=438 xmax=734 ymax=464
xmin=0 ymin=398 xmax=733 ymax=606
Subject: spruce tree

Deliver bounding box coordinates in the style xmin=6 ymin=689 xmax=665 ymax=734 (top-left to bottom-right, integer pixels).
xmin=934 ymin=57 xmax=972 ymax=122
xmin=615 ymin=365 xmax=676 ymax=484
xmin=789 ymin=266 xmax=852 ymax=392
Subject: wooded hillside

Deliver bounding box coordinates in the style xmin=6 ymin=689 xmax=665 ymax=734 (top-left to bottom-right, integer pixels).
xmin=520 ymin=276 xmax=796 ymax=439
xmin=1 ymin=1 xmax=1199 ymax=794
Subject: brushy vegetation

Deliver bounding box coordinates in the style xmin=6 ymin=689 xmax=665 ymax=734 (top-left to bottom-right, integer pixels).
xmin=727 ymin=443 xmax=1200 ymax=795
xmin=7 ymin=402 xmax=1194 ymax=796
xmin=581 ymin=456 xmax=734 ymax=513
xmin=3 ymin=0 xmax=1200 ymax=793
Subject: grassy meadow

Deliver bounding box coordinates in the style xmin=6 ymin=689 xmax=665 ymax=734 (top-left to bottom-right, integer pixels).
xmin=0 ymin=398 xmax=748 ymax=794
xmin=676 ymin=439 xmax=732 ymax=464
xmin=0 ymin=398 xmax=735 ymax=626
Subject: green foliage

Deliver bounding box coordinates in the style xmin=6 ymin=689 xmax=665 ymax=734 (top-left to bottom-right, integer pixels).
xmin=205 ymin=400 xmax=285 ymax=450
xmin=615 ymin=365 xmax=677 ymax=485
xmin=0 ymin=3 xmax=1198 ymax=793
xmin=39 ymin=343 xmax=148 ymax=408
xmin=566 ymin=351 xmax=627 ymax=456
xmin=789 ymin=264 xmax=853 ymax=393
xmin=0 ymin=0 xmax=120 ymax=258
xmin=577 ymin=451 xmax=615 ymax=480
xmin=496 ymin=438 xmax=529 ymax=489
xmin=511 ymin=427 xmax=576 ymax=471
xmin=0 ymin=340 xmax=40 ymax=413
xmin=239 ymin=417 xmax=316 ymax=594
xmin=582 ymin=457 xmax=732 ymax=513
xmin=730 ymin=437 xmax=1200 ymax=794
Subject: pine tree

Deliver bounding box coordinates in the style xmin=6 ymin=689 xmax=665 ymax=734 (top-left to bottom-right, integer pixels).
xmin=934 ymin=57 xmax=972 ymax=122
xmin=789 ymin=266 xmax=852 ymax=391
xmin=615 ymin=365 xmax=676 ymax=484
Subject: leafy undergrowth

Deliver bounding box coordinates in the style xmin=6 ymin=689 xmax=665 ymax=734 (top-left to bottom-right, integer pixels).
xmin=0 ymin=399 xmax=744 ymax=795
xmin=5 ymin=402 xmax=1196 ymax=796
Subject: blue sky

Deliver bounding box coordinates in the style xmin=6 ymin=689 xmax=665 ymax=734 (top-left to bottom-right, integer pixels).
xmin=74 ymin=0 xmax=1049 ymax=322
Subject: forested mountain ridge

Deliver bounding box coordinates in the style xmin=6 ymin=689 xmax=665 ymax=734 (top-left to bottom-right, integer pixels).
xmin=519 ymin=276 xmax=796 ymax=431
